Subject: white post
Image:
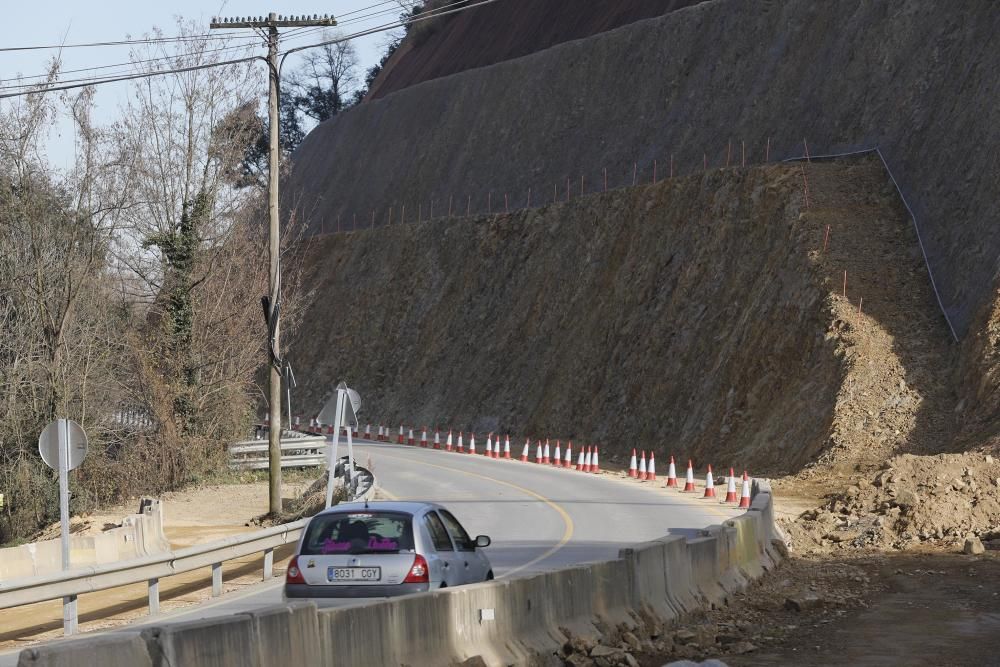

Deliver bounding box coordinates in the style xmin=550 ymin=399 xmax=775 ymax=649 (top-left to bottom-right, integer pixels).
xmin=148 ymin=578 xmax=160 ymax=615
xmin=325 ymin=390 xmax=346 ymax=508
xmin=346 ymin=423 xmax=355 ymax=498
xmin=58 ymin=418 xmax=77 ymax=635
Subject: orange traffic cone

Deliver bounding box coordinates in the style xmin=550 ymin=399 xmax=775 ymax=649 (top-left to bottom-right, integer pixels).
xmin=420 ymin=427 xmax=428 ymax=448
xmin=576 ymin=447 xmax=585 ymax=471
xmin=564 ymin=441 xmax=573 ymax=468
xmin=628 ymin=449 xmax=638 ymax=478
xmin=724 ymin=468 xmax=738 ymax=503
xmin=583 ymin=446 xmax=592 ymax=472
xmin=535 ymin=441 xmax=543 ymax=463
xmin=683 ymin=460 xmax=696 ymax=492
xmin=542 ymin=439 xmax=550 ymax=464
xmin=457 ymin=432 xmax=465 ymax=453
xmin=446 ymin=430 xmax=453 ymax=452
xmin=648 ymin=452 xmax=657 ymax=481
xmin=468 ymin=432 xmax=477 ymax=454
xmin=434 ymin=429 xmax=441 ymax=449
xmin=553 ymin=440 xmax=562 ymax=467
xmin=638 ymin=451 xmax=648 ymax=481
xmin=485 ymin=433 xmax=493 ymax=458
xmin=398 ymin=424 xmax=405 ymax=444
xmin=365 ymin=424 xmax=372 ymax=440
xmin=520 ymin=440 xmax=530 ymax=462
xmin=407 ymin=428 xmax=415 ymax=446
xmin=703 ymin=465 xmax=716 ymax=498
xmin=666 ymin=456 xmax=677 ymax=487
xmin=503 ymin=435 xmax=511 ymax=459
xmin=739 ymin=471 xmax=752 ymax=508
xmin=592 ymin=446 xmax=600 ymax=473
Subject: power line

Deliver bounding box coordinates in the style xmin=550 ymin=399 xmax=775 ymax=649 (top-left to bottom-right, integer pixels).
xmin=0 ymin=0 xmax=504 ymax=100
xmin=0 ymin=0 xmax=417 ymax=90
xmin=0 ymin=30 xmax=260 ymax=53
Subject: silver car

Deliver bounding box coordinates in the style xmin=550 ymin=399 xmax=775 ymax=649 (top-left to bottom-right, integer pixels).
xmin=284 ymin=501 xmax=493 ymax=598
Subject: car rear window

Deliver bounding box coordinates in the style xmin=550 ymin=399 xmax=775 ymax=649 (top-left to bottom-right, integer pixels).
xmin=302 ymin=511 xmax=415 ymax=555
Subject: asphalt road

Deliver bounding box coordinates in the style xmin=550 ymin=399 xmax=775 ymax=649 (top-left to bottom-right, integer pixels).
xmin=1 ymin=439 xmax=740 ymax=664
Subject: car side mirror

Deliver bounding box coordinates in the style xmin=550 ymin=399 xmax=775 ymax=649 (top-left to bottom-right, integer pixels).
xmin=475 ymin=535 xmax=491 ymax=548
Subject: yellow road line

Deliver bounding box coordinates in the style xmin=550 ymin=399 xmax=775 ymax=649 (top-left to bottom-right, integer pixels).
xmin=370 ymin=451 xmax=574 ymax=579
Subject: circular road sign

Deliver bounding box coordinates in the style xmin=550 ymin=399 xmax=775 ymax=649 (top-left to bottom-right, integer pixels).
xmin=38 ymin=419 xmax=89 ymax=471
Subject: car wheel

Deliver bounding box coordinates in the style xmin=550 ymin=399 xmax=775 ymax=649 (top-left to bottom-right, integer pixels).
xmin=486 ymin=571 xmax=494 ymax=581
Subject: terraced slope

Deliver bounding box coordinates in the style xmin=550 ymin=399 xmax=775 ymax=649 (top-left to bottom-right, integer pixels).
xmin=288 ymin=157 xmax=960 ymax=474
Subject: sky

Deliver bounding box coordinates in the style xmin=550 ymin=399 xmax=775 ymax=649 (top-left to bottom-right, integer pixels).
xmin=1 ymin=1 xmax=403 ymax=171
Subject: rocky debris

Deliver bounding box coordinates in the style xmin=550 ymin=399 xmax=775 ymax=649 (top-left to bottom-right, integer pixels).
xmin=964 ymin=535 xmax=986 ymax=555
xmin=661 ymin=661 xmax=730 ymax=667
xmin=782 ymin=451 xmax=1000 ymax=554
xmin=784 ymin=594 xmax=823 ymax=612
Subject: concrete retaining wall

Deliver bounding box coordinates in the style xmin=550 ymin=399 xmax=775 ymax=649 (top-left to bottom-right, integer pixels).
xmin=18 ymin=485 xmax=779 ymax=666
xmin=1 ymin=499 xmax=168 ymax=581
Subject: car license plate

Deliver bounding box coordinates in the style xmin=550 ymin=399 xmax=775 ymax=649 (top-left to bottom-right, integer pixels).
xmin=327 ymin=566 xmax=381 ymax=582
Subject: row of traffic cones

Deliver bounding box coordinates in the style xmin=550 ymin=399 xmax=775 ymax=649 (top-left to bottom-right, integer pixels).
xmin=329 ymin=422 xmax=751 ymax=507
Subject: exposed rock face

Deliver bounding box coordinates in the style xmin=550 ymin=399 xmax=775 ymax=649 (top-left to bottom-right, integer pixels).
xmin=288 ymin=0 xmax=1000 ymax=338
xmin=288 ymin=157 xmax=961 ymax=473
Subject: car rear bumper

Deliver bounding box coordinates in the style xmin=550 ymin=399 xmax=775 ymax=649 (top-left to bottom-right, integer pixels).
xmin=284 ymin=582 xmax=431 ymax=598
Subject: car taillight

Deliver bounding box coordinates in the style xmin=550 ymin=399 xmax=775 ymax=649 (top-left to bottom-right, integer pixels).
xmin=286 ymin=556 xmax=305 ymax=584
xmin=403 ymin=554 xmax=429 ymax=583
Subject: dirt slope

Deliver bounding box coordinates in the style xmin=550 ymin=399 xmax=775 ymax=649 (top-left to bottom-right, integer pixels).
xmin=286 ymin=0 xmax=1000 ymax=339
xmin=287 ymin=157 xmax=961 ymax=475
xmin=366 ymin=0 xmax=703 ymax=100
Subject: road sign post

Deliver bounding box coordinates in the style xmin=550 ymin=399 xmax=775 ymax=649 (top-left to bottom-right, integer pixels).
xmin=38 ymin=418 xmax=88 ymax=636
xmin=318 ymin=382 xmax=361 ymax=508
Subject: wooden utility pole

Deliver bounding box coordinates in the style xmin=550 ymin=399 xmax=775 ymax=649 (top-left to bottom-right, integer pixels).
xmin=210 ymin=12 xmax=336 ymax=515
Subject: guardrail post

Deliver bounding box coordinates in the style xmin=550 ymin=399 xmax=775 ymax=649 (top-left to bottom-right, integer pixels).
xmin=212 ymin=563 xmax=222 ymax=597
xmin=263 ymin=547 xmax=274 ymax=580
xmin=148 ymin=578 xmax=160 ymax=615
xmin=63 ymin=594 xmax=77 ymax=636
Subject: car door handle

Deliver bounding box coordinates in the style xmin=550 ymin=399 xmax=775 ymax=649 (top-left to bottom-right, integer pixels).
xmin=443 ymin=562 xmax=449 ymax=568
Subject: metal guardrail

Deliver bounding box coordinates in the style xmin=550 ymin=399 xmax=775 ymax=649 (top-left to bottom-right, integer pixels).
xmin=228 ymin=436 xmax=328 ymax=469
xmin=0 ymin=463 xmax=376 ymax=635
xmin=0 ymin=520 xmax=305 ymax=613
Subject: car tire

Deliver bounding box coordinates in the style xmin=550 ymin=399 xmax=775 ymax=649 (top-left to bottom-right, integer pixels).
xmin=486 ymin=571 xmax=494 ymax=581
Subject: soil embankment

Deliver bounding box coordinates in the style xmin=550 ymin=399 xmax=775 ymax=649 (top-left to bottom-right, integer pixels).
xmin=288 ymin=157 xmax=960 ymax=477
xmin=288 ymin=0 xmax=1000 ymax=338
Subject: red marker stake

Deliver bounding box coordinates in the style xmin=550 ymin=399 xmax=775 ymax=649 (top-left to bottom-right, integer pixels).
xmin=504 ymin=193 xmax=508 ymax=214
xmin=822 ymin=225 xmax=830 ymax=253
xmin=633 ymin=162 xmax=637 ymax=186
xmin=765 ymin=137 xmax=771 ymax=162
xmin=466 ymin=195 xmax=471 ymax=216
xmin=670 ymin=154 xmax=674 ymax=179
xmin=604 ymin=167 xmax=607 ymax=192
xmin=858 ymin=297 xmax=863 ymax=317
xmin=726 ymin=141 xmax=732 ymax=168
xmin=843 ymin=270 xmax=847 ymax=298
xmin=653 ymin=159 xmax=657 ymax=184
xmin=449 ymin=195 xmax=453 ymax=217
xmin=804 ymin=138 xmax=810 ymax=162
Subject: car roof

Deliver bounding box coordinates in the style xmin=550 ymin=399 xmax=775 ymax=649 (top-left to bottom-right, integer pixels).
xmin=313 ymin=500 xmax=443 ymax=517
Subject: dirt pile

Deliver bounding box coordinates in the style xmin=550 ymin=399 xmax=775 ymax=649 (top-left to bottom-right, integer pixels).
xmin=366 ymin=0 xmax=700 ymax=100
xmin=785 ymin=452 xmax=1000 ymax=553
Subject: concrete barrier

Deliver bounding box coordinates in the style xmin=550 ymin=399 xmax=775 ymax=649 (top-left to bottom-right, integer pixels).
xmin=20 ymin=482 xmax=780 ymax=666
xmin=0 ymin=499 xmax=169 ymax=581
xmin=16 ymin=632 xmax=152 ymax=667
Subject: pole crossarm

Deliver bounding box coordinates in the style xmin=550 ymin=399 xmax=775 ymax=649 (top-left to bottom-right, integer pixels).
xmin=210 ymin=15 xmax=336 ymax=29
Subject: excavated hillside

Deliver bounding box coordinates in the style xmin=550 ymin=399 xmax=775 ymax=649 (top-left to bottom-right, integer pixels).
xmin=366 ymin=0 xmax=702 ymax=100
xmin=288 ymin=156 xmax=968 ymax=479
xmin=287 ymin=0 xmax=1000 ymax=340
